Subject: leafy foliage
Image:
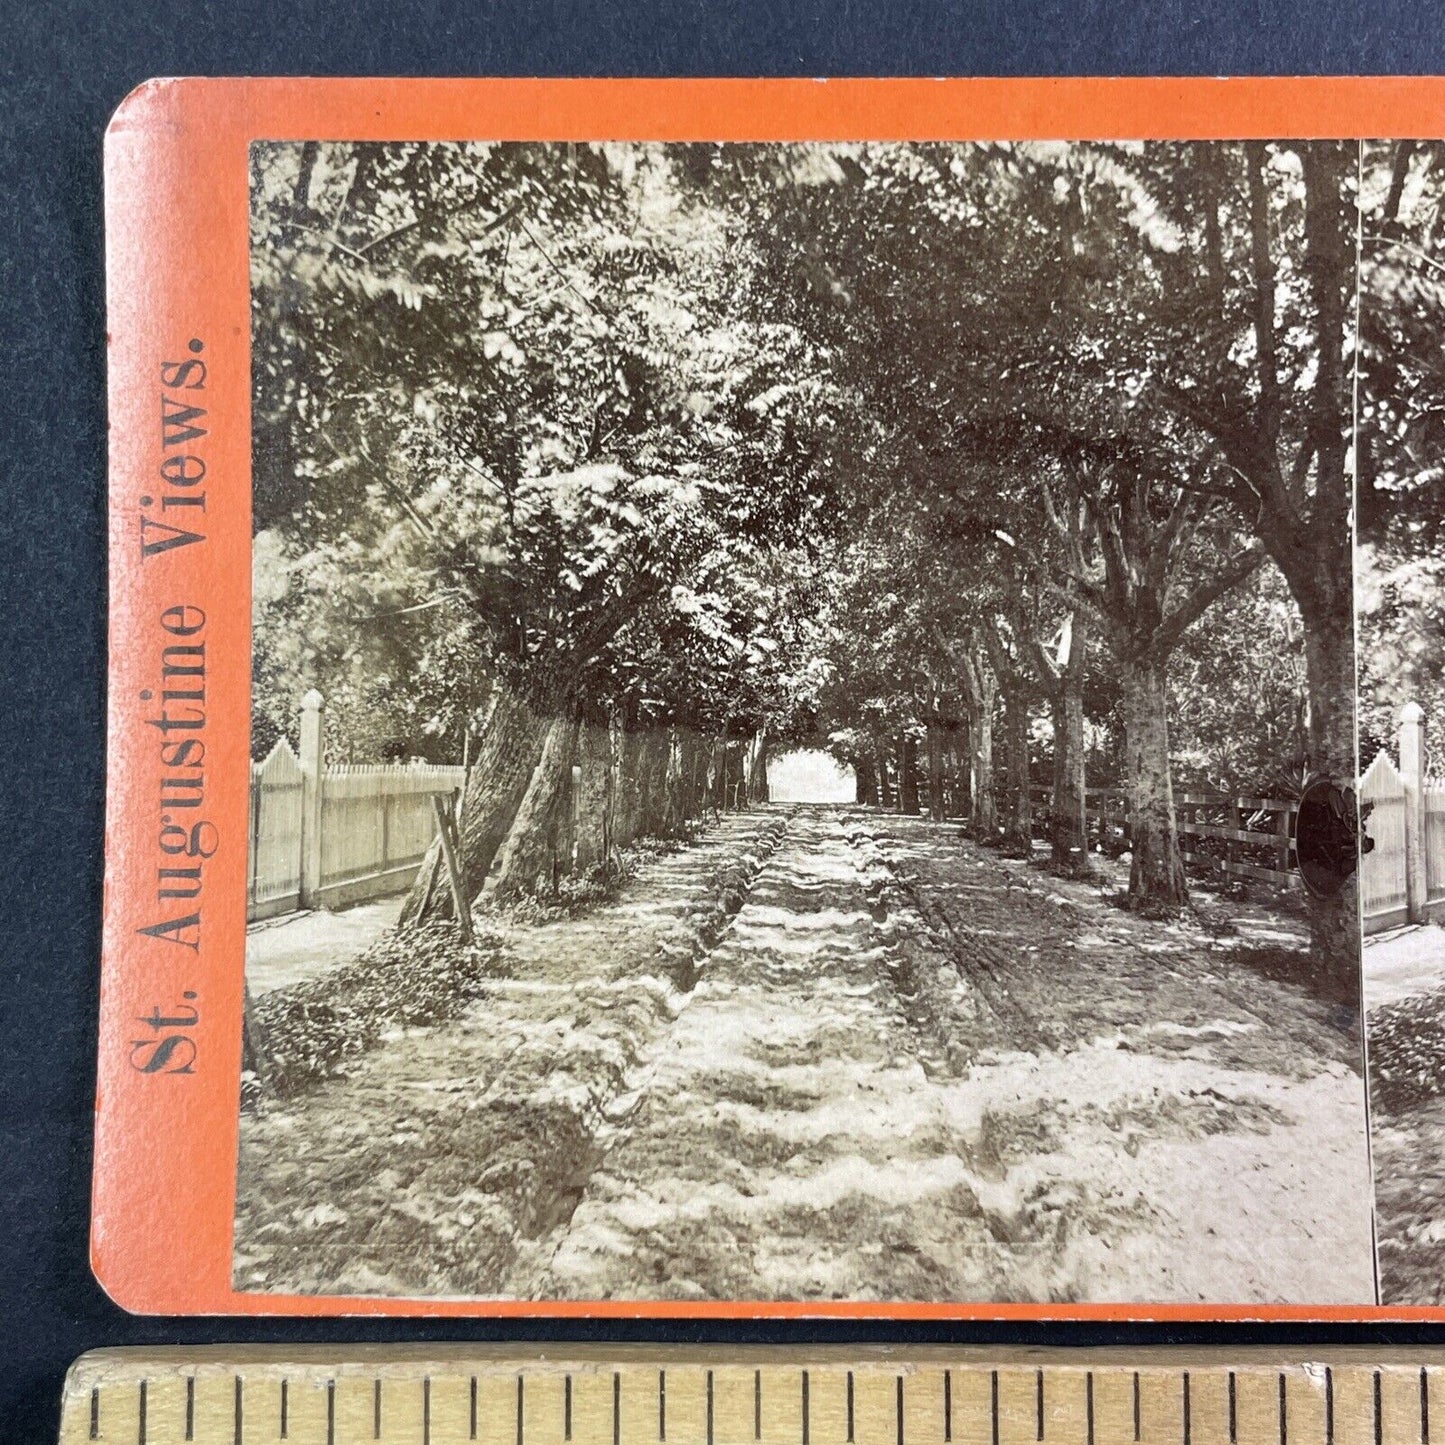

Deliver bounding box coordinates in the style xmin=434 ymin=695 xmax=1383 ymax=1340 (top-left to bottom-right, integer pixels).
xmin=252 ymin=139 xmax=1366 ymax=906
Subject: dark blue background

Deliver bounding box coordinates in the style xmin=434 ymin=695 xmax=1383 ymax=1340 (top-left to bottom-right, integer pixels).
xmin=4 ymin=3 xmax=1445 ymax=1440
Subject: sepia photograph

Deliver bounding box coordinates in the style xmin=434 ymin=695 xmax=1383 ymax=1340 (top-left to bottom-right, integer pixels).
xmin=1356 ymin=139 xmax=1445 ymax=1306
xmin=234 ymin=138 xmax=1375 ymax=1304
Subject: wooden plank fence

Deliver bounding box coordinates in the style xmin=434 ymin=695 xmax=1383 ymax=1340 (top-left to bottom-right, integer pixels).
xmin=248 ymin=691 xmax=464 ymax=922
xmin=1027 ymin=784 xmax=1299 ymax=889
xmin=1177 ymin=792 xmax=1296 ymax=888
xmin=1023 ymin=705 xmax=1444 ymax=936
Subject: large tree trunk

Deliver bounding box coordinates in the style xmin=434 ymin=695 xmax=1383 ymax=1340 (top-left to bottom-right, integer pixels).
xmin=684 ymin=728 xmax=707 ymax=821
xmin=680 ymin=729 xmax=707 ymax=825
xmin=1050 ymin=681 xmax=1088 ymax=874
xmin=710 ymin=731 xmax=728 ymax=813
xmin=970 ymin=701 xmax=998 ymax=844
xmin=949 ymin=721 xmax=970 ymax=819
xmin=897 ymin=734 xmax=920 ymax=816
xmin=855 ymin=751 xmax=878 ymax=805
xmin=1121 ymin=655 xmax=1188 ymax=910
xmin=1000 ymin=685 xmax=1032 ymax=854
xmin=1156 ymin=143 xmax=1360 ymax=989
xmin=663 ymin=729 xmax=690 ymax=834
xmin=983 ymin=625 xmax=1032 ymax=853
xmin=572 ymin=722 xmax=612 ymax=873
xmin=699 ymin=739 xmax=722 ymax=820
xmin=874 ymin=735 xmax=894 ymax=808
xmin=962 ymin=663 xmax=999 ymax=844
xmin=490 ymin=713 xmax=581 ymax=900
xmin=1043 ymin=609 xmax=1090 ymax=874
xmin=608 ymin=721 xmax=639 ymax=850
xmin=1299 ymin=574 xmax=1361 ymax=991
xmin=400 ymin=685 xmax=546 ymax=926
xmin=926 ymin=721 xmax=946 ymax=821
xmin=636 ymin=730 xmax=673 ymax=837
xmin=745 ymin=728 xmax=770 ymax=805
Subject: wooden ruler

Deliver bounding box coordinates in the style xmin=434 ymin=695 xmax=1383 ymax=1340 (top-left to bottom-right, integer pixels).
xmin=57 ymin=1348 xmax=1445 ymax=1445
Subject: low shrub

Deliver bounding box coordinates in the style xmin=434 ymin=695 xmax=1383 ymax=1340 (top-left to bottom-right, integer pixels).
xmin=1370 ymin=991 xmax=1445 ymax=1115
xmin=244 ymin=921 xmax=505 ymax=1105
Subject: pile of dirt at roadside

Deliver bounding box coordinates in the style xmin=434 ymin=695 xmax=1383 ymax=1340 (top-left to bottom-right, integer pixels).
xmin=245 ymin=920 xmax=506 ymax=1103
xmin=243 ymin=819 xmax=789 ymax=1107
xmin=1369 ymin=988 xmax=1445 ymax=1115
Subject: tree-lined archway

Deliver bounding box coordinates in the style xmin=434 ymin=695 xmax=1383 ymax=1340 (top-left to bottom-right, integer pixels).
xmin=251 ymin=137 xmax=1366 ymax=988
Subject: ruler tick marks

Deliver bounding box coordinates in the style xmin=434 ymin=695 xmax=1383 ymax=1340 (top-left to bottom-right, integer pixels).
xmin=85 ymin=1357 xmax=1445 ymax=1445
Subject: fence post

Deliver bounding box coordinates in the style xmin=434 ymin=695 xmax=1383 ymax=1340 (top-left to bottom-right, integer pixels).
xmin=298 ymin=689 xmax=325 ymax=908
xmin=1401 ymin=700 xmax=1427 ymax=924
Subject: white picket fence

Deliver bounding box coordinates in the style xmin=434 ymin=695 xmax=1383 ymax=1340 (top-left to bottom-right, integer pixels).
xmin=248 ymin=740 xmax=306 ymax=918
xmin=1359 ymin=702 xmax=1445 ymax=935
xmin=248 ymin=692 xmax=464 ymax=921
xmin=317 ymin=761 xmax=465 ymax=902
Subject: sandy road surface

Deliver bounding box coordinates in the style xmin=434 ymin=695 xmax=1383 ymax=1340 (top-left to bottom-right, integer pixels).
xmin=234 ymin=806 xmax=1374 ymax=1303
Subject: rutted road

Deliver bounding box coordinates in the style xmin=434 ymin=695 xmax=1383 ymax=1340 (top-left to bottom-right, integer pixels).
xmin=235 ymin=806 xmax=1375 ymax=1304
xmin=510 ymin=808 xmax=994 ymax=1300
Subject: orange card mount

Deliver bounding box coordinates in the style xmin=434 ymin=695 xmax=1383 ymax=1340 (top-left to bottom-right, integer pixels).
xmin=99 ymin=77 xmax=1445 ymax=1318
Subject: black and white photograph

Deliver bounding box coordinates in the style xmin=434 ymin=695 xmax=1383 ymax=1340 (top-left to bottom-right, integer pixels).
xmin=234 ymin=138 xmax=1376 ymax=1304
xmin=1356 ymin=139 xmax=1445 ymax=1306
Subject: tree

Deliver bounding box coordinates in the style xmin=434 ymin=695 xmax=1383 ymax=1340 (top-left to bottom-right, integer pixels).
xmin=1076 ymin=141 xmax=1360 ymax=960
xmin=1358 ymin=141 xmax=1445 ymax=767
xmin=250 ymin=137 xmax=1342 ymax=942
xmin=1040 ymin=445 xmax=1265 ymax=907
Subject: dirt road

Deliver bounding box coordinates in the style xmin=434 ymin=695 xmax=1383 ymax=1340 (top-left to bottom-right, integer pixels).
xmin=234 ymin=806 xmax=1374 ymax=1304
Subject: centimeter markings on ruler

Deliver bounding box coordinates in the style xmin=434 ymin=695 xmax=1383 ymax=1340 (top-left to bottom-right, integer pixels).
xmin=60 ymin=1352 xmax=1444 ymax=1445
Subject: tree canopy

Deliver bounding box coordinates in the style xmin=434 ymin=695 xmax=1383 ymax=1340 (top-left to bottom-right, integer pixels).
xmin=252 ymin=138 xmax=1372 ymax=966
